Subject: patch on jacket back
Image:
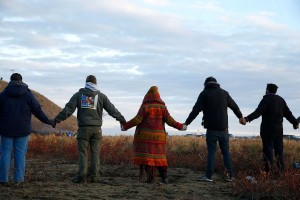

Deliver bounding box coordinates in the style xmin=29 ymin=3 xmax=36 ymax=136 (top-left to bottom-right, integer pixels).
xmin=81 ymin=94 xmax=98 ymax=109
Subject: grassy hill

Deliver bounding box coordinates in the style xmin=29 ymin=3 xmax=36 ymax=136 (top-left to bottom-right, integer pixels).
xmin=0 ymin=80 xmax=78 ymax=134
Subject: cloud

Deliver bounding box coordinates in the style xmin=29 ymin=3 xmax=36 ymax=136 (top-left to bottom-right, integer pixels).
xmin=59 ymin=34 xmax=81 ymax=43
xmin=0 ymin=0 xmax=299 ymax=136
xmin=246 ymin=12 xmax=286 ymax=31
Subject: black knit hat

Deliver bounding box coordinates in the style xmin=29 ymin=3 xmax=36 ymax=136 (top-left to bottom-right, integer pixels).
xmin=86 ymin=75 xmax=97 ymax=84
xmin=266 ymin=83 xmax=278 ymax=94
xmin=204 ymin=76 xmax=218 ymax=86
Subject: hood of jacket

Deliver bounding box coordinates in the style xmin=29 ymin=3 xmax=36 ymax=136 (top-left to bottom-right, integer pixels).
xmin=142 ymin=86 xmax=165 ymax=105
xmin=79 ymin=87 xmax=99 ymax=97
xmin=204 ymin=82 xmax=220 ymax=90
xmin=4 ymin=81 xmax=28 ymax=97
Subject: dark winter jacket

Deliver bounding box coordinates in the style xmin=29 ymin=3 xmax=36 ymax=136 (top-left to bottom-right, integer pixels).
xmin=185 ymin=83 xmax=243 ymax=130
xmin=0 ymin=81 xmax=51 ymax=137
xmin=55 ymin=88 xmax=125 ymax=127
xmin=246 ymin=93 xmax=298 ymax=139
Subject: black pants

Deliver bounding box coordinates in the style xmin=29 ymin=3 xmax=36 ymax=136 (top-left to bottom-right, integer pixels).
xmin=262 ymin=137 xmax=284 ymax=173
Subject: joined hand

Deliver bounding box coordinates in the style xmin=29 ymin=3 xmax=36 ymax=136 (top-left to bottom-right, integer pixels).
xmin=181 ymin=124 xmax=187 ymax=131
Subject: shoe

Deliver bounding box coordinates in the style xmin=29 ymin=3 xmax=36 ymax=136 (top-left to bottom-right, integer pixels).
xmin=72 ymin=177 xmax=87 ymax=184
xmin=161 ymin=177 xmax=168 ymax=184
xmin=14 ymin=182 xmax=24 ymax=188
xmin=90 ymin=177 xmax=101 ymax=183
xmin=197 ymin=175 xmax=213 ymax=182
xmin=0 ymin=182 xmax=9 ymax=187
xmin=226 ymin=176 xmax=235 ymax=182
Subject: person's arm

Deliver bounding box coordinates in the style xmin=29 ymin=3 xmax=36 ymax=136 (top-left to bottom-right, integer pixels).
xmin=122 ymin=106 xmax=144 ymax=130
xmin=28 ymin=92 xmax=52 ymax=125
xmin=185 ymin=93 xmax=204 ymax=125
xmin=283 ymin=102 xmax=298 ymax=129
xmin=245 ymin=98 xmax=267 ymax=122
xmin=102 ymin=94 xmax=126 ymax=124
xmin=227 ymin=94 xmax=243 ymax=119
xmin=55 ymin=92 xmax=79 ymax=123
xmin=163 ymin=107 xmax=183 ymax=130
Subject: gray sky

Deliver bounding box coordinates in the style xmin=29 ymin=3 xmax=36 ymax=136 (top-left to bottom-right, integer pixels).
xmin=1 ymin=0 xmax=299 ymax=136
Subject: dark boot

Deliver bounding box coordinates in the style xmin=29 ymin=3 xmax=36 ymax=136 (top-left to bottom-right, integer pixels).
xmin=161 ymin=173 xmax=168 ymax=184
xmin=145 ymin=166 xmax=154 ymax=183
xmin=72 ymin=176 xmax=87 ymax=184
xmin=90 ymin=177 xmax=101 ymax=183
xmin=157 ymin=166 xmax=168 ymax=184
xmin=139 ymin=165 xmax=145 ymax=181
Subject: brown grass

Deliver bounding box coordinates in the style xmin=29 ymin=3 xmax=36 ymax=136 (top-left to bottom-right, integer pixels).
xmin=27 ymin=134 xmax=300 ymax=199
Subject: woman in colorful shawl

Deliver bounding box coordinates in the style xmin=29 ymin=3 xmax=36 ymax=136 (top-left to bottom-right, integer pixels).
xmin=122 ymin=86 xmax=186 ymax=184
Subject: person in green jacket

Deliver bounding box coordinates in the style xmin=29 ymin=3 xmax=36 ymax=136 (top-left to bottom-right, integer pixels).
xmin=54 ymin=75 xmax=126 ymax=183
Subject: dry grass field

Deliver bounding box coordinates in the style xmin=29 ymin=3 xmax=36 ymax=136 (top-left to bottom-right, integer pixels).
xmin=1 ymin=134 xmax=300 ymax=199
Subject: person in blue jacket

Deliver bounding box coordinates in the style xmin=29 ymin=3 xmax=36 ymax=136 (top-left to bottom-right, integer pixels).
xmin=0 ymin=73 xmax=55 ymax=186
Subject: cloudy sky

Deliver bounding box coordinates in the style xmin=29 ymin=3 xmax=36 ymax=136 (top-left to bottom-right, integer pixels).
xmin=1 ymin=0 xmax=299 ymax=136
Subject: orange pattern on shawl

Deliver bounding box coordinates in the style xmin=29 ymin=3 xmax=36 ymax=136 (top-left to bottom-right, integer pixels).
xmin=123 ymin=86 xmax=183 ymax=167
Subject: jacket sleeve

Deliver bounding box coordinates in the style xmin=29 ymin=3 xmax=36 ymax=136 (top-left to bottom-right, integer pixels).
xmin=163 ymin=107 xmax=183 ymax=130
xmin=55 ymin=92 xmax=78 ymax=122
xmin=102 ymin=94 xmax=126 ymax=124
xmin=185 ymin=93 xmax=204 ymax=125
xmin=283 ymin=102 xmax=298 ymax=126
xmin=122 ymin=106 xmax=144 ymax=130
xmin=246 ymin=98 xmax=268 ymax=122
xmin=227 ymin=94 xmax=243 ymax=119
xmin=29 ymin=92 xmax=51 ymax=124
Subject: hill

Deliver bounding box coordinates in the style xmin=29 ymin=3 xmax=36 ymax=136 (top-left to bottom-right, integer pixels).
xmin=0 ymin=80 xmax=78 ymax=134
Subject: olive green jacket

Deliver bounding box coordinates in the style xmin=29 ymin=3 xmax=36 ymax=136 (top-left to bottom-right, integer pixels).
xmin=55 ymin=88 xmax=125 ymax=127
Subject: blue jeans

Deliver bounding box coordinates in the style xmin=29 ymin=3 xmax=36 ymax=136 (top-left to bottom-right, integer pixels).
xmin=0 ymin=136 xmax=2 ymax=157
xmin=0 ymin=135 xmax=30 ymax=183
xmin=205 ymin=129 xmax=233 ymax=178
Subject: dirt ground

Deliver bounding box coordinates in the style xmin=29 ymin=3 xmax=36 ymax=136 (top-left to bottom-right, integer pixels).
xmin=0 ymin=159 xmax=237 ymax=200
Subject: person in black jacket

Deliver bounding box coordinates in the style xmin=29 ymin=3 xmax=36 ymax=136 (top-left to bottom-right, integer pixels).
xmin=241 ymin=83 xmax=299 ymax=174
xmin=185 ymin=76 xmax=244 ymax=182
xmin=0 ymin=73 xmax=55 ymax=186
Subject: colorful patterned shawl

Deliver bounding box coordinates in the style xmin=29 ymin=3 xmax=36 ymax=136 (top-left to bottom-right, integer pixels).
xmin=123 ymin=86 xmax=183 ymax=166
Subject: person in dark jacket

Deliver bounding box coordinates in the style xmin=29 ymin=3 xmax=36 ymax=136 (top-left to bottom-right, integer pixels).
xmin=185 ymin=76 xmax=244 ymax=182
xmin=54 ymin=75 xmax=126 ymax=184
xmin=0 ymin=73 xmax=55 ymax=186
xmin=241 ymin=83 xmax=299 ymax=173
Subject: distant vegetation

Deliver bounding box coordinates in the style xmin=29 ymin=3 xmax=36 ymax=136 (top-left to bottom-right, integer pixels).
xmin=0 ymin=80 xmax=78 ymax=134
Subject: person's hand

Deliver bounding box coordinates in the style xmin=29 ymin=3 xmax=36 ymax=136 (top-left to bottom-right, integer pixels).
xmin=239 ymin=118 xmax=246 ymax=125
xmin=48 ymin=119 xmax=56 ymax=128
xmin=121 ymin=124 xmax=126 ymax=131
xmin=181 ymin=124 xmax=187 ymax=131
xmin=293 ymin=123 xmax=299 ymax=130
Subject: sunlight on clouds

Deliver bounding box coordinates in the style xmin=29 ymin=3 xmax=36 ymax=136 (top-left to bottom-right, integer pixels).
xmin=2 ymin=16 xmax=43 ymax=22
xmin=60 ymin=34 xmax=81 ymax=43
xmin=99 ymin=65 xmax=144 ymax=76
xmin=94 ymin=48 xmax=134 ymax=58
xmin=127 ymin=66 xmax=143 ymax=75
